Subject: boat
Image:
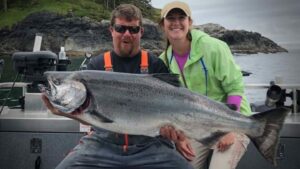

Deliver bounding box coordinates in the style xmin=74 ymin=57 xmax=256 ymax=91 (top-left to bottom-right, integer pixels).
xmin=0 ymin=37 xmax=299 ymax=169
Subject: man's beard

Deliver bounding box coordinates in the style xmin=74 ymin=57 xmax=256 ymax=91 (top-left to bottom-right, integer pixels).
xmin=119 ymin=44 xmax=134 ymax=57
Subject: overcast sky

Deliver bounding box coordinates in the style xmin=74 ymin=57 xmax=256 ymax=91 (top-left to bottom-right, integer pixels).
xmin=151 ymin=0 xmax=300 ymax=49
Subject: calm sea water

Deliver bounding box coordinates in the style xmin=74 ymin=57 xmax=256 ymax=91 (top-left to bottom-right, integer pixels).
xmin=1 ymin=48 xmax=299 ymax=105
xmin=235 ymin=49 xmax=300 ymax=84
xmin=234 ymin=48 xmax=300 ymax=103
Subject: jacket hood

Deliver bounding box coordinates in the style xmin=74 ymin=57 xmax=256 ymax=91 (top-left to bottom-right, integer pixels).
xmin=191 ymin=29 xmax=210 ymax=52
xmin=186 ymin=29 xmax=210 ymax=66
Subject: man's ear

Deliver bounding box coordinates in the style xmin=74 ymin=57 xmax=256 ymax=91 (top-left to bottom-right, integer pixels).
xmin=109 ymin=26 xmax=113 ymax=33
xmin=140 ymin=27 xmax=144 ymax=36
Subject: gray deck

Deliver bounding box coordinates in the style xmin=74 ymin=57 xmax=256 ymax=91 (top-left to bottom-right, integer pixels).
xmin=1 ymin=107 xmax=300 ymax=137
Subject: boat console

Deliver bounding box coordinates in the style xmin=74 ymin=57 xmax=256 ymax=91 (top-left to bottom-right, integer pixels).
xmin=0 ymin=51 xmax=84 ymax=169
xmin=12 ymin=51 xmax=57 ymax=82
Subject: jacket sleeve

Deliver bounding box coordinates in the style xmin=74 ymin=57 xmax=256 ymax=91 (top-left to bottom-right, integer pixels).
xmin=213 ymin=41 xmax=245 ymax=96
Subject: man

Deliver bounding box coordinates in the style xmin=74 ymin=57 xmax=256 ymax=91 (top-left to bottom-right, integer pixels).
xmin=42 ymin=4 xmax=193 ymax=169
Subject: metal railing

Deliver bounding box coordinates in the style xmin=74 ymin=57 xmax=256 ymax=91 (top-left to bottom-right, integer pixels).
xmin=1 ymin=82 xmax=299 ymax=113
xmin=245 ymin=83 xmax=300 ymax=113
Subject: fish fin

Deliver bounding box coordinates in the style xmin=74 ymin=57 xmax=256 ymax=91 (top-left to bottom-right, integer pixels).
xmin=152 ymin=73 xmax=181 ymax=87
xmin=89 ymin=110 xmax=114 ymax=123
xmin=250 ymin=107 xmax=290 ymax=166
xmin=196 ymin=131 xmax=227 ymax=147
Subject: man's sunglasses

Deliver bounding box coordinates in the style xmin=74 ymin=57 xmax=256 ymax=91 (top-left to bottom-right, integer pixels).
xmin=113 ymin=24 xmax=141 ymax=34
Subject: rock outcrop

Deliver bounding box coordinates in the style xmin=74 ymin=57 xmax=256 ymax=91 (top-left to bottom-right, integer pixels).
xmin=194 ymin=23 xmax=287 ymax=54
xmin=0 ymin=12 xmax=287 ymax=56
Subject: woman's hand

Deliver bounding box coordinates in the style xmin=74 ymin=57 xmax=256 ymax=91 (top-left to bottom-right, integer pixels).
xmin=217 ymin=132 xmax=235 ymax=152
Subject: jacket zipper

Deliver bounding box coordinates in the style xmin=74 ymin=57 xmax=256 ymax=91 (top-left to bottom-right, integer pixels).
xmin=180 ymin=70 xmax=188 ymax=88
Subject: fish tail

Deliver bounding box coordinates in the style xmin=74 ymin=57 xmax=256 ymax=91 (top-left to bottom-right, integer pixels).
xmin=251 ymin=107 xmax=290 ymax=166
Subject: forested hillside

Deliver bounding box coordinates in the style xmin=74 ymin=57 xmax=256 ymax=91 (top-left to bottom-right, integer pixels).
xmin=0 ymin=0 xmax=287 ymax=55
xmin=0 ymin=0 xmax=160 ymax=28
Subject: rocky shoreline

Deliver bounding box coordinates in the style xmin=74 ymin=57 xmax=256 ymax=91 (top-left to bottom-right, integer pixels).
xmin=0 ymin=12 xmax=287 ymax=57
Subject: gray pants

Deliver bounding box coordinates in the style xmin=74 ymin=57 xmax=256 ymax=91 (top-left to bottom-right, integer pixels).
xmin=190 ymin=133 xmax=250 ymax=169
xmin=55 ymin=131 xmax=193 ymax=169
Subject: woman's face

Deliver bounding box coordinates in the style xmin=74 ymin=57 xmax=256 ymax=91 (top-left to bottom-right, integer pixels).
xmin=162 ymin=9 xmax=192 ymax=41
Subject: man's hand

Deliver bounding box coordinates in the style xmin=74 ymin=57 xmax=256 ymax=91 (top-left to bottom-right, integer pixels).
xmin=217 ymin=132 xmax=235 ymax=152
xmin=42 ymin=94 xmax=64 ymax=116
xmin=175 ymin=138 xmax=195 ymax=161
xmin=160 ymin=125 xmax=195 ymax=161
xmin=159 ymin=125 xmax=186 ymax=142
xmin=41 ymin=94 xmax=89 ymax=125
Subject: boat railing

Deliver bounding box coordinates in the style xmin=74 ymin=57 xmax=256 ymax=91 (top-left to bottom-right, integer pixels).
xmin=245 ymin=83 xmax=300 ymax=113
xmin=1 ymin=82 xmax=299 ymax=113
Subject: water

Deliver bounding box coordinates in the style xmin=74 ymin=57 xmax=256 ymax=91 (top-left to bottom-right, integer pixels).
xmin=234 ymin=48 xmax=300 ymax=103
xmin=235 ymin=49 xmax=300 ymax=84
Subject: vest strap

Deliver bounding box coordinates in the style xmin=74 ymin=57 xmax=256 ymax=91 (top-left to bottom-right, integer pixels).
xmin=104 ymin=52 xmax=113 ymax=71
xmin=140 ymin=50 xmax=149 ymax=74
xmin=123 ymin=134 xmax=129 ymax=152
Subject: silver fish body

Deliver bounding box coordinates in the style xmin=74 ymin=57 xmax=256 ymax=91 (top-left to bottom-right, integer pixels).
xmin=43 ymin=70 xmax=289 ymax=166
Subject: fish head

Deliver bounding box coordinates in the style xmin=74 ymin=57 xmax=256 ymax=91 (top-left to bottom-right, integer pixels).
xmin=40 ymin=73 xmax=87 ymax=114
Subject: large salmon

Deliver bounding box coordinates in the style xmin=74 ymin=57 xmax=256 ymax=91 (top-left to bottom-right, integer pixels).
xmin=41 ymin=70 xmax=289 ymax=166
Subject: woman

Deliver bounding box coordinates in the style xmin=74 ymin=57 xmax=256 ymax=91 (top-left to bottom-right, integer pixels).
xmin=158 ymin=1 xmax=252 ymax=169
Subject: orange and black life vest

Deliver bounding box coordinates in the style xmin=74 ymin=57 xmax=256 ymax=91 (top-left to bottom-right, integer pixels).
xmin=103 ymin=50 xmax=149 ymax=74
xmin=103 ymin=50 xmax=149 ymax=152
